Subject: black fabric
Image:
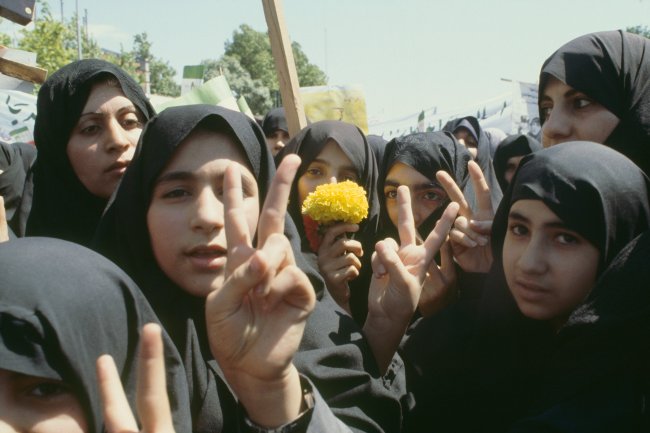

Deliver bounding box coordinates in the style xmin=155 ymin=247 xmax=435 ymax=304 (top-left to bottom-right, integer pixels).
xmin=0 ymin=141 xmax=34 ymax=237
xmin=539 ymin=30 xmax=650 ymax=176
xmin=25 ymin=59 xmax=155 ymax=246
xmin=493 ymin=134 xmax=542 ymax=191
xmin=367 ymin=134 xmax=388 ymax=172
xmin=95 ymin=105 xmax=403 ymax=433
xmin=276 ymin=120 xmax=380 ymax=322
xmin=443 ymin=116 xmax=503 ymax=210
xmin=262 ymin=107 xmax=288 ymax=136
xmin=403 ymin=142 xmax=650 ymax=432
xmin=0 ymin=237 xmax=192 ymax=433
xmin=378 ymin=131 xmax=471 ymax=240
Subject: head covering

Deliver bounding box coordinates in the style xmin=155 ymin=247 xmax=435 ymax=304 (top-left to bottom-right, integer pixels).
xmin=25 ymin=59 xmax=155 ymax=246
xmin=367 ymin=134 xmax=388 ymax=170
xmin=492 ymin=134 xmax=542 ymax=191
xmin=378 ymin=131 xmax=471 ymax=239
xmin=539 ymin=30 xmax=650 ymax=176
xmin=0 ymin=141 xmax=35 ymax=237
xmin=275 ymin=120 xmax=379 ymax=321
xmin=261 ymin=107 xmax=288 ymax=136
xmin=443 ymin=116 xmax=503 ymax=211
xmin=483 ymin=127 xmax=507 ymax=158
xmin=0 ymin=237 xmax=192 ymax=433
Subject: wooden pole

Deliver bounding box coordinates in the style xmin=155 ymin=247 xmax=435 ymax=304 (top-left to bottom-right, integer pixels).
xmin=262 ymin=0 xmax=307 ymax=137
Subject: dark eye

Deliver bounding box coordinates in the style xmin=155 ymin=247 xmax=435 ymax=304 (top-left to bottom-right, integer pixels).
xmin=574 ymin=98 xmax=592 ymax=109
xmin=384 ymin=189 xmax=397 ymax=199
xmin=540 ymin=105 xmax=552 ymax=121
xmin=306 ymin=167 xmax=322 ymax=176
xmin=510 ymin=223 xmax=528 ymax=236
xmin=422 ymin=191 xmax=442 ymax=201
xmin=81 ymin=124 xmax=100 ymax=135
xmin=28 ymin=381 xmax=70 ymax=398
xmin=557 ymin=232 xmax=579 ymax=245
xmin=121 ymin=116 xmax=143 ymax=129
xmin=162 ymin=188 xmax=190 ymax=199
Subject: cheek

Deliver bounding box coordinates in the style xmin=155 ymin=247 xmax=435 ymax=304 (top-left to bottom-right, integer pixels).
xmin=502 ymin=234 xmax=519 ymax=285
xmin=147 ymin=207 xmax=179 ymax=270
xmin=297 ymin=175 xmax=312 ymax=206
xmin=586 ymin=112 xmax=620 ymax=143
xmin=386 ymin=201 xmax=399 ymax=228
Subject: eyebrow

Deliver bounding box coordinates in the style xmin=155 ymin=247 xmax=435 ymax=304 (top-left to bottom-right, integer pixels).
xmin=384 ymin=180 xmax=442 ymax=192
xmin=79 ymin=103 xmax=138 ymax=118
xmin=540 ymin=88 xmax=584 ymax=102
xmin=311 ymin=158 xmax=357 ymax=173
xmin=508 ymin=210 xmax=568 ymax=229
xmin=153 ymin=169 xmax=257 ymax=191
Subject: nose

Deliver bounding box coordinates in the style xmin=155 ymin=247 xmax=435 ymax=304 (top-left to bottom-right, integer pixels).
xmin=516 ymin=236 xmax=548 ymax=275
xmin=329 ymin=176 xmax=337 ymax=184
xmin=191 ymin=188 xmax=225 ymax=234
xmin=105 ymin=119 xmax=135 ymax=153
xmin=541 ymin=109 xmax=572 ymax=147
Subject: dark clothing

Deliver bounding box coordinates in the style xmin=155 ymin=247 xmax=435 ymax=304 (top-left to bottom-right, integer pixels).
xmin=0 ymin=141 xmax=35 ymax=237
xmin=262 ymin=106 xmax=289 ymax=135
xmin=26 ymin=59 xmax=155 ymax=246
xmin=0 ymin=237 xmax=193 ymax=433
xmin=539 ymin=30 xmax=650 ymax=176
xmin=95 ymin=105 xmax=405 ymax=432
xmin=444 ymin=116 xmax=503 ymax=210
xmin=492 ymin=134 xmax=542 ymax=191
xmin=276 ymin=120 xmax=380 ymax=323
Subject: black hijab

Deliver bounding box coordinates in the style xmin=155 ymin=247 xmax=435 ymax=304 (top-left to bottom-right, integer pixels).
xmin=467 ymin=141 xmax=650 ymax=431
xmin=95 ymin=105 xmax=406 ymax=432
xmin=25 ymin=59 xmax=155 ymax=246
xmin=492 ymin=134 xmax=542 ymax=191
xmin=443 ymin=116 xmax=503 ymax=211
xmin=367 ymin=134 xmax=388 ymax=171
xmin=0 ymin=237 xmax=192 ymax=433
xmin=0 ymin=141 xmax=35 ymax=237
xmin=261 ymin=107 xmax=288 ymax=136
xmin=539 ymin=30 xmax=650 ymax=176
xmin=378 ymin=131 xmax=471 ymax=240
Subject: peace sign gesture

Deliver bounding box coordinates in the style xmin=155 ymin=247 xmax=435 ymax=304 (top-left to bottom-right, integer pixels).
xmin=205 ymin=154 xmax=315 ymax=427
xmin=363 ymin=185 xmax=459 ymax=373
xmin=436 ymin=160 xmax=494 ymax=273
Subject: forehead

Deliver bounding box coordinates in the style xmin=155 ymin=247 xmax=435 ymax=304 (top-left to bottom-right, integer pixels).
xmin=509 ymin=199 xmax=561 ymax=223
xmin=386 ymin=161 xmax=431 ymax=185
xmin=83 ymin=82 xmax=129 ymax=111
xmin=163 ymin=128 xmax=253 ymax=175
xmin=541 ymin=75 xmax=572 ymax=98
xmin=315 ymin=139 xmax=352 ymax=164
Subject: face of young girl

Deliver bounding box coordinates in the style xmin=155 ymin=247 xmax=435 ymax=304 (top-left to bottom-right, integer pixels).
xmin=383 ymin=162 xmax=448 ymax=230
xmin=297 ymin=139 xmax=359 ymax=205
xmin=503 ymin=199 xmax=600 ymax=330
xmin=0 ymin=369 xmax=87 ymax=433
xmin=66 ymin=82 xmax=144 ymax=200
xmin=147 ymin=129 xmax=260 ymax=298
xmin=540 ymin=76 xmax=620 ymax=148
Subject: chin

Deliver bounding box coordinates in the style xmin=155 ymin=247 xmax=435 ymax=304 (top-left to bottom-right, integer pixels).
xmin=179 ymin=275 xmax=225 ymax=298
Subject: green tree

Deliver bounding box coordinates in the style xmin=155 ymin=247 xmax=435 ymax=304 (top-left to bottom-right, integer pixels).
xmin=202 ymin=55 xmax=272 ymax=115
xmin=133 ymin=32 xmax=180 ymax=97
xmin=224 ymin=24 xmax=327 ymax=94
xmin=627 ymin=25 xmax=650 ymax=39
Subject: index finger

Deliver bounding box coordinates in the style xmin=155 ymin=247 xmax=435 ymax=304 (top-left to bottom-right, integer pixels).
xmin=136 ymin=323 xmax=174 ymax=432
xmin=257 ymin=154 xmax=300 ymax=246
xmin=436 ymin=170 xmax=471 ymax=217
xmin=97 ymin=355 xmax=138 ymax=433
xmin=467 ymin=160 xmax=494 ymax=219
xmin=224 ymin=163 xmax=252 ymax=251
xmin=422 ymin=202 xmax=459 ymax=271
xmin=396 ymin=185 xmax=417 ymax=246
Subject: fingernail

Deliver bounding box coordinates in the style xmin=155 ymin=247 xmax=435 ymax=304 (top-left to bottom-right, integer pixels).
xmin=254 ymin=284 xmax=265 ymax=295
xmin=250 ymin=256 xmax=261 ymax=273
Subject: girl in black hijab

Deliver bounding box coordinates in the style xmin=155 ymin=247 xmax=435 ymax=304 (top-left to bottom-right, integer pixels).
xmin=261 ymin=107 xmax=290 ymax=156
xmin=492 ymin=134 xmax=542 ymax=191
xmin=404 ymin=142 xmax=650 ymax=432
xmin=25 ymin=59 xmax=155 ymax=246
xmin=95 ymin=105 xmax=406 ymax=433
xmin=0 ymin=237 xmax=193 ymax=433
xmin=276 ymin=120 xmax=380 ymax=321
xmin=539 ymin=30 xmax=650 ymax=176
xmin=443 ymin=116 xmax=503 ymax=210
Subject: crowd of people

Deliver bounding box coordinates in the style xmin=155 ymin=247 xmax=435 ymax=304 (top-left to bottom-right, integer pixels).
xmin=1 ymin=29 xmax=649 ymax=432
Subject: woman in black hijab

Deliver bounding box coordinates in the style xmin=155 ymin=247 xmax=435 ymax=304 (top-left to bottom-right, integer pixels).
xmin=25 ymin=59 xmax=155 ymax=246
xmin=276 ymin=120 xmax=380 ymax=321
xmin=492 ymin=134 xmax=542 ymax=192
xmin=443 ymin=116 xmax=503 ymax=210
xmin=0 ymin=237 xmax=193 ymax=433
xmin=261 ymin=107 xmax=290 ymax=156
xmin=539 ymin=30 xmax=650 ymax=176
xmin=404 ymin=142 xmax=650 ymax=432
xmin=95 ymin=105 xmax=406 ymax=433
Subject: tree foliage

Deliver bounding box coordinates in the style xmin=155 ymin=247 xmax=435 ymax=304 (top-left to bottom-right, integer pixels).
xmin=627 ymin=25 xmax=650 ymax=39
xmin=224 ymin=24 xmax=327 ymax=95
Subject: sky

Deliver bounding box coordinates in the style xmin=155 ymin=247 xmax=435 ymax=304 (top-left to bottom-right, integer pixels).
xmin=2 ymin=0 xmax=649 ymax=129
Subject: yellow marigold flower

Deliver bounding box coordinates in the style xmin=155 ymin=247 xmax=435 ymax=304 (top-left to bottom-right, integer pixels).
xmin=301 ymin=180 xmax=369 ymax=225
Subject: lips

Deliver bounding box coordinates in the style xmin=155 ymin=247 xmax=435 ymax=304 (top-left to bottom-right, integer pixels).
xmin=185 ymin=244 xmax=227 ymax=270
xmin=514 ymin=278 xmax=551 ymax=302
xmin=105 ymin=159 xmax=130 ymax=175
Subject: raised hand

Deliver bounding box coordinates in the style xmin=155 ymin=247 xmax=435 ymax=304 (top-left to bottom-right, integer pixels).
xmin=364 ymin=186 xmax=459 ymax=373
xmin=436 ymin=160 xmax=494 ymax=273
xmin=418 ymin=239 xmax=457 ymax=317
xmin=205 ymin=154 xmax=315 ymax=427
xmin=97 ymin=324 xmax=175 ymax=433
xmin=317 ymin=222 xmax=363 ymax=313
